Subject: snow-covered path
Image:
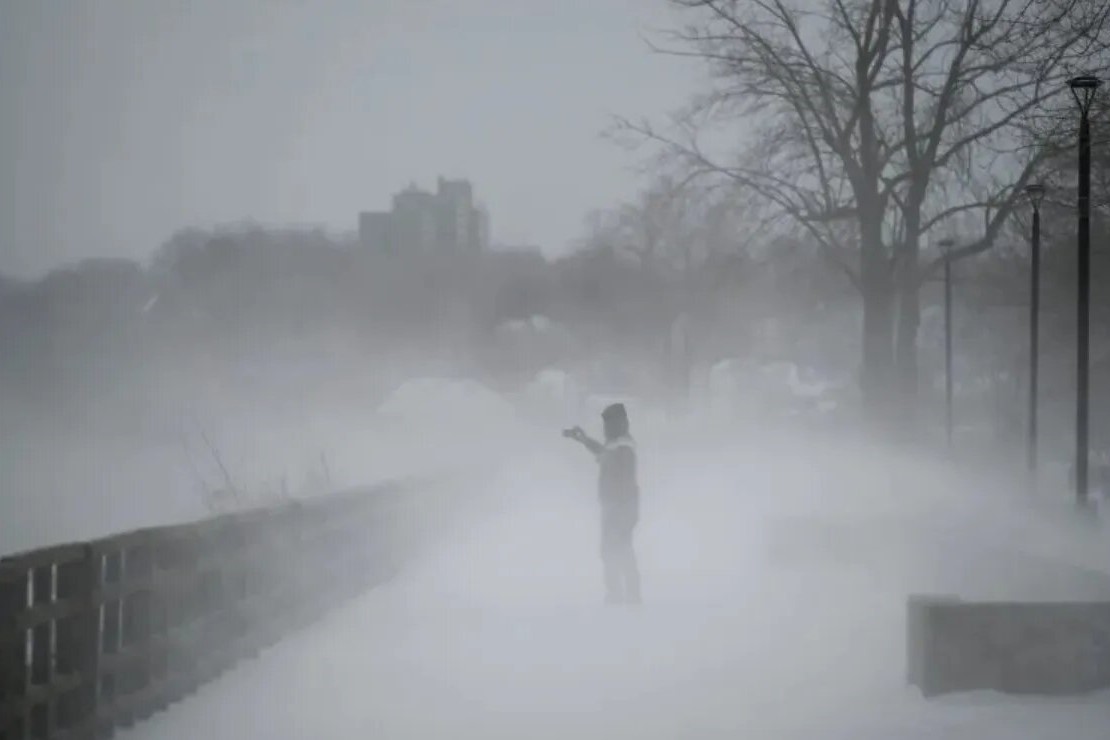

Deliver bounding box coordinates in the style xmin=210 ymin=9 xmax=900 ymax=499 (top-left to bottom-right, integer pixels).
xmin=118 ymin=434 xmax=1110 ymax=739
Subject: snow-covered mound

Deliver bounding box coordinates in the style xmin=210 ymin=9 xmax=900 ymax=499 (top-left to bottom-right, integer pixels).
xmin=519 ymin=368 xmax=580 ymax=427
xmin=378 ymin=377 xmax=519 ymax=430
xmin=373 ymin=378 xmax=535 ymax=480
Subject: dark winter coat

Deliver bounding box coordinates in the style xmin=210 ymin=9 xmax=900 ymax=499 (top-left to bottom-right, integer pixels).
xmin=597 ymin=435 xmax=639 ymax=514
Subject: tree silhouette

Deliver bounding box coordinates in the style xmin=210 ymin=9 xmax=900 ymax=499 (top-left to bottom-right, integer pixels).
xmin=623 ymin=0 xmax=1110 ymax=424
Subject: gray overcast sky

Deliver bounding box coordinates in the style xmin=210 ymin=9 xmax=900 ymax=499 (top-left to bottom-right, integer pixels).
xmin=0 ymin=0 xmax=701 ymax=277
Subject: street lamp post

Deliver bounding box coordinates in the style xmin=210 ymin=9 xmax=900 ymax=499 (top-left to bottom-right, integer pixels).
xmin=939 ymin=237 xmax=955 ymax=448
xmin=1025 ymin=183 xmax=1045 ymax=481
xmin=1069 ymin=75 xmax=1100 ymax=508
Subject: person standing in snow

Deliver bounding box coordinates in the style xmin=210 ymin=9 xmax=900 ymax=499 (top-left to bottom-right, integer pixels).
xmin=564 ymin=403 xmax=641 ymax=605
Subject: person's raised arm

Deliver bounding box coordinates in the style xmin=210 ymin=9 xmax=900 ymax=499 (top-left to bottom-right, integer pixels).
xmin=563 ymin=426 xmax=604 ymax=456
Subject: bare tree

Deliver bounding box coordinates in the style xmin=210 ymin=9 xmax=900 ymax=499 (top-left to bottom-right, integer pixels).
xmin=584 ymin=174 xmax=763 ymax=289
xmin=622 ymin=0 xmax=1110 ymax=424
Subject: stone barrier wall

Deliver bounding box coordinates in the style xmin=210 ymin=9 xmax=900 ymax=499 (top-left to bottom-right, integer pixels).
xmin=908 ymin=595 xmax=1110 ymax=696
xmin=0 ymin=480 xmax=459 ymax=740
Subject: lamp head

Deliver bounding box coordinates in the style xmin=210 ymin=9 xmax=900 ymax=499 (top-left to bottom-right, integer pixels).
xmin=1070 ymin=75 xmax=1101 ymax=90
xmin=1024 ymin=182 xmax=1046 ymax=207
xmin=1069 ymin=75 xmax=1101 ymax=113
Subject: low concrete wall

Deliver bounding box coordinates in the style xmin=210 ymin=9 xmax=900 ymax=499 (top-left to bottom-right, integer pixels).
xmin=907 ymin=595 xmax=1110 ymax=696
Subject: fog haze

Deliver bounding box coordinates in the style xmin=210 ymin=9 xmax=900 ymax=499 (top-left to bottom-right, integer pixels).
xmin=4 ymin=1 xmax=1110 ymax=736
xmin=0 ymin=0 xmax=695 ymax=276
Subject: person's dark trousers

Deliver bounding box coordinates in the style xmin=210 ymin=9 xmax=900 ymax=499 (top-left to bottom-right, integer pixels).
xmin=600 ymin=504 xmax=641 ymax=605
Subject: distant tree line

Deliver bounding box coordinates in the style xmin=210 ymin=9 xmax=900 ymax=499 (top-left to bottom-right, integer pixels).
xmin=2 ymin=176 xmax=1109 ymax=461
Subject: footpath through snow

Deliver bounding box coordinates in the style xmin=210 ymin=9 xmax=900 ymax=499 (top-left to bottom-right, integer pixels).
xmin=119 ymin=417 xmax=1110 ymax=740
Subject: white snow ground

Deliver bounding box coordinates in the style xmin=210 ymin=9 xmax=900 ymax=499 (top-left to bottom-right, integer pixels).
xmin=117 ymin=424 xmax=1110 ymax=740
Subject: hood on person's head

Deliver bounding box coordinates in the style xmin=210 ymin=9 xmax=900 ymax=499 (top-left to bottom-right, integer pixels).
xmin=602 ymin=403 xmax=629 ymax=440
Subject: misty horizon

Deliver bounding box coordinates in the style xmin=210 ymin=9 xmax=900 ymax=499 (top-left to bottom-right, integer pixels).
xmin=0 ymin=0 xmax=700 ymax=278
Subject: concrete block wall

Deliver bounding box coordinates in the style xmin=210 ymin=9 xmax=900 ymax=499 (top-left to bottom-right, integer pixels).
xmin=907 ymin=595 xmax=1110 ymax=696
